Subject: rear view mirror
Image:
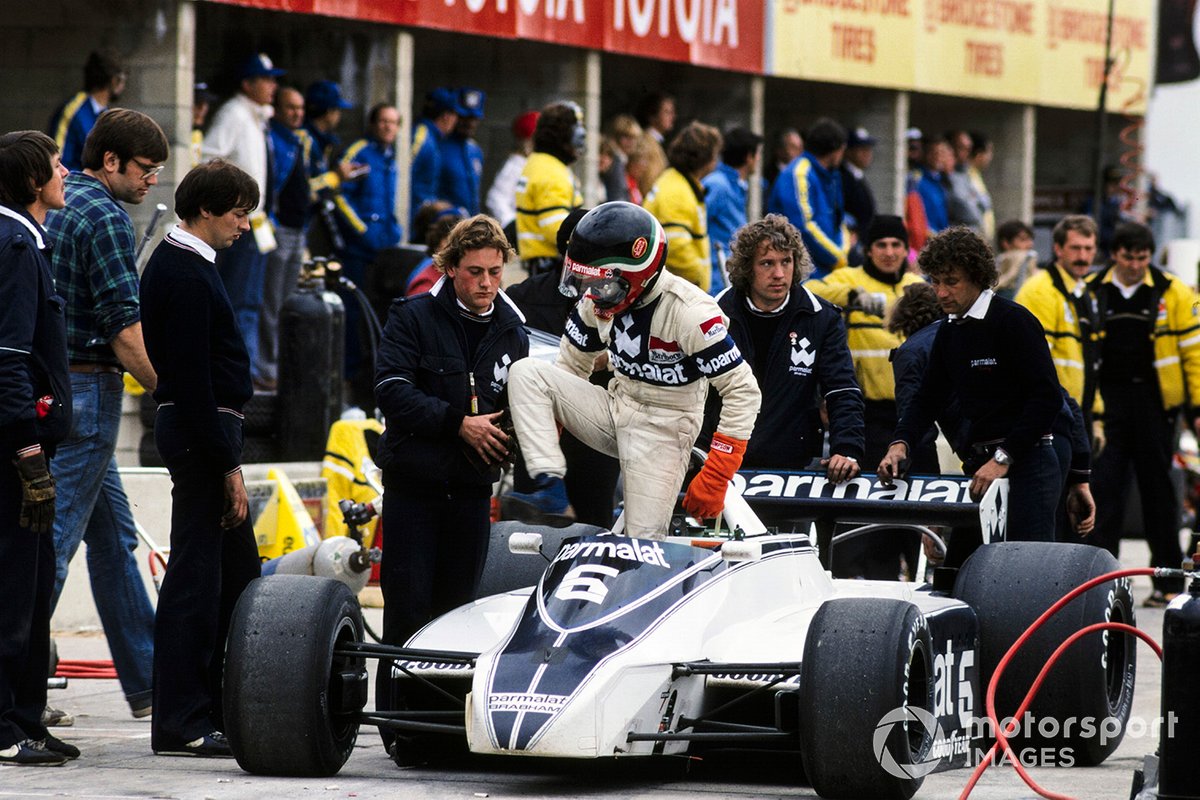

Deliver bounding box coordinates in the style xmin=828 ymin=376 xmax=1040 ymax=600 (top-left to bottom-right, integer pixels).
xmin=508 ymin=531 xmax=545 ymax=555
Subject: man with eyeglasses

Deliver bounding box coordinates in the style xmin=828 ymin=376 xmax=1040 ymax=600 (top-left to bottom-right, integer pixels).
xmin=43 ymin=108 xmax=168 ymax=725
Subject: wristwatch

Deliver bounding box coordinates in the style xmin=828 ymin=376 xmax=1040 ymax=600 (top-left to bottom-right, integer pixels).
xmin=992 ymin=448 xmax=1013 ymax=466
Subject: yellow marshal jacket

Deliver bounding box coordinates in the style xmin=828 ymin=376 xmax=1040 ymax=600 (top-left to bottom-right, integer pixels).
xmin=643 ymin=168 xmax=711 ymax=292
xmin=515 ymin=152 xmax=583 ymax=261
xmin=806 ymin=266 xmax=925 ymax=402
xmin=1014 ymin=263 xmax=1102 ymax=415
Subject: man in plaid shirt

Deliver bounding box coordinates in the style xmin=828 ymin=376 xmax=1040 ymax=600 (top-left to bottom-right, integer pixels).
xmin=43 ymin=108 xmax=168 ymax=723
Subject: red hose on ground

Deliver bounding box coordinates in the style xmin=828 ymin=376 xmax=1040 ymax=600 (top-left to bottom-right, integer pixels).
xmin=958 ymin=567 xmax=1165 ymax=800
xmin=56 ymin=658 xmax=118 ymax=680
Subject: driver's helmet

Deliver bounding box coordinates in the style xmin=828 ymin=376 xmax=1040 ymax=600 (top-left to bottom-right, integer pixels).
xmin=559 ymin=202 xmax=667 ymax=319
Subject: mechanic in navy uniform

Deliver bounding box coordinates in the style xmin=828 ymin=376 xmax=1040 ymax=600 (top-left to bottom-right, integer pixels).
xmin=140 ymin=160 xmax=262 ymax=758
xmin=374 ymin=215 xmax=529 ymax=645
xmin=336 ymin=103 xmax=403 ymax=400
xmin=878 ymin=227 xmax=1080 ymax=553
xmin=0 ymin=131 xmax=77 ymax=767
xmin=508 ymin=202 xmax=762 ymax=539
xmin=410 ymin=88 xmax=463 ymax=230
xmin=438 ymin=88 xmax=485 ymax=216
xmin=706 ymin=213 xmax=864 ymax=478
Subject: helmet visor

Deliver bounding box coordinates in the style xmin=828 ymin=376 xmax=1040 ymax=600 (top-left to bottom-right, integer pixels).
xmin=559 ymin=256 xmax=630 ymax=308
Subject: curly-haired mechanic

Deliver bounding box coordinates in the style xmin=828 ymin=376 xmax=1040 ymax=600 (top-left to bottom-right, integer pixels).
xmin=879 ymin=227 xmax=1070 ymax=546
xmin=508 ymin=202 xmax=761 ymax=538
xmin=706 ymin=213 xmax=864 ymax=478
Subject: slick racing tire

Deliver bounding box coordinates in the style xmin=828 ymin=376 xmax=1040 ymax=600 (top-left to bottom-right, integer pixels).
xmin=799 ymin=598 xmax=935 ymax=800
xmin=953 ymin=542 xmax=1135 ymax=766
xmin=224 ymin=575 xmax=367 ymax=776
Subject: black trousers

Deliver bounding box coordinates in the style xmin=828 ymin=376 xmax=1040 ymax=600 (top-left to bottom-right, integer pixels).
xmin=151 ymin=411 xmax=259 ymax=749
xmin=1091 ymin=382 xmax=1184 ymax=594
xmin=379 ymin=475 xmax=491 ymax=645
xmin=0 ymin=463 xmax=52 ymax=749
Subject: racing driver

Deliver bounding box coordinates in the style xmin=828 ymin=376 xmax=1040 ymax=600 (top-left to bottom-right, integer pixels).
xmin=508 ymin=201 xmax=761 ymax=538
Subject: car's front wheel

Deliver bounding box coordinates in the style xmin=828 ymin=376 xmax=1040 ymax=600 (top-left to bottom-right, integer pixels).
xmin=798 ymin=598 xmax=935 ymax=800
xmin=224 ymin=575 xmax=367 ymax=776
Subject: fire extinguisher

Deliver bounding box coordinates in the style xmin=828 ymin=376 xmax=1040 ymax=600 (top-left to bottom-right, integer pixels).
xmin=1157 ymin=569 xmax=1200 ymax=800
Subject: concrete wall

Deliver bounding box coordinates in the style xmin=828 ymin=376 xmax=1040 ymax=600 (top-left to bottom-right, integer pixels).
xmin=0 ymin=0 xmax=191 ymax=240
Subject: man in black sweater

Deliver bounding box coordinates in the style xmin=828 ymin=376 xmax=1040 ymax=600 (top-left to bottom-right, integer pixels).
xmin=140 ymin=160 xmax=261 ymax=758
xmin=879 ymin=227 xmax=1079 ymax=550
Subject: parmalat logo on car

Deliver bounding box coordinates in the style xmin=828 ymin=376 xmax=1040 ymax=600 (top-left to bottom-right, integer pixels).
xmin=735 ymin=473 xmax=974 ymax=504
xmin=553 ymin=539 xmax=671 ymax=568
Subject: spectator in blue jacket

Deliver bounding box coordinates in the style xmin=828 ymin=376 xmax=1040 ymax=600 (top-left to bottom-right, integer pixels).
xmin=916 ymin=134 xmax=953 ymax=236
xmin=438 ymin=88 xmax=485 ymax=215
xmin=337 ymin=103 xmax=402 ymax=393
xmin=410 ymin=88 xmax=463 ymax=230
xmin=48 ymin=50 xmax=126 ymax=173
xmin=702 ymin=127 xmax=762 ymax=295
xmin=767 ymin=118 xmax=850 ymax=279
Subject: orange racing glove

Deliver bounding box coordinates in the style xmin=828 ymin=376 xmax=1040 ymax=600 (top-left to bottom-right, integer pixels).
xmin=682 ymin=432 xmax=747 ymax=519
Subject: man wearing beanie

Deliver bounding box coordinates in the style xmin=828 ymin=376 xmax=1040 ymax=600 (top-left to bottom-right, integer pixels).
xmin=808 ymin=214 xmax=925 ymax=466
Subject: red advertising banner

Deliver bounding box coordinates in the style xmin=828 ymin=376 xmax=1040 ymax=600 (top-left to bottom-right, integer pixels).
xmin=204 ymin=0 xmax=763 ymax=72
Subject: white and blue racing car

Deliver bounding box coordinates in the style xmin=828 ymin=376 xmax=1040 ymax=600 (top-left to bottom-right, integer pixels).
xmin=222 ymin=471 xmax=1135 ymax=800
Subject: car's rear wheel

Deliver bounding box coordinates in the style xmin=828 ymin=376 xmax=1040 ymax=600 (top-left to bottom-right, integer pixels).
xmin=953 ymin=541 xmax=1136 ymax=765
xmin=798 ymin=598 xmax=934 ymax=800
xmin=224 ymin=575 xmax=367 ymax=776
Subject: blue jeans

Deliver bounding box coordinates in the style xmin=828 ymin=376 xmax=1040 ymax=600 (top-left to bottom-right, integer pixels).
xmin=50 ymin=371 xmax=155 ymax=707
xmin=217 ymin=232 xmax=267 ymax=380
xmin=1006 ymin=436 xmax=1069 ymax=543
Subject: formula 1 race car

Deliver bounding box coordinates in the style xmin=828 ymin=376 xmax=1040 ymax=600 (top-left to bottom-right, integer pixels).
xmin=221 ymin=472 xmax=1136 ymax=800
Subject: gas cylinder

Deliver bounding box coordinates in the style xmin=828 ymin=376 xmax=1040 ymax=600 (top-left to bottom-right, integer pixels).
xmin=279 ymin=279 xmax=345 ymax=461
xmin=1159 ymin=580 xmax=1200 ymax=800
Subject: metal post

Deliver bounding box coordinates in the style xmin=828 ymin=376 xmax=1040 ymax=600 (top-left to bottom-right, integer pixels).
xmin=1090 ymin=0 xmax=1118 ymax=225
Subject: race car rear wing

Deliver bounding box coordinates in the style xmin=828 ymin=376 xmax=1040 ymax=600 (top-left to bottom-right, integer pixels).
xmin=730 ymin=471 xmax=1008 ymax=569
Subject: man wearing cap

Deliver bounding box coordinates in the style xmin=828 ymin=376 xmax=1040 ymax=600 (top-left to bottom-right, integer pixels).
xmin=411 ymin=88 xmax=462 ymax=229
xmin=840 ymin=126 xmax=877 ymax=237
xmin=702 ymin=127 xmax=762 ymax=295
xmin=201 ymin=52 xmax=284 ymax=382
xmin=305 ymin=80 xmax=354 ymax=190
xmin=303 ymin=80 xmax=357 ymax=256
xmin=439 ymin=88 xmax=486 ymax=216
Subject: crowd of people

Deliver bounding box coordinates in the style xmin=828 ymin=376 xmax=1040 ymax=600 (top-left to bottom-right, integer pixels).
xmin=2 ymin=46 xmax=1198 ymax=771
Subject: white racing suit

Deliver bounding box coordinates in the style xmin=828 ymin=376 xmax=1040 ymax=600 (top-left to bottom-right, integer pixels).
xmin=509 ymin=269 xmax=760 ymax=538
